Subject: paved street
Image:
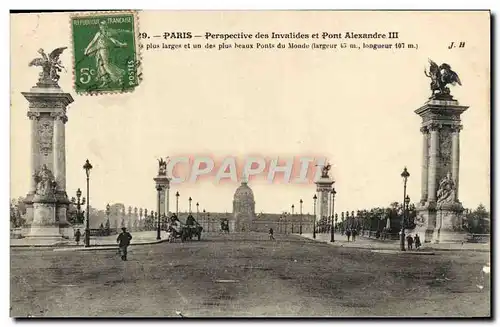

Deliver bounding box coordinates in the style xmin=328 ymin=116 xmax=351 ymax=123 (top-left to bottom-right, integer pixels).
xmin=10 ymin=232 xmax=490 ymax=317
xmin=300 ymin=232 xmax=491 ymax=252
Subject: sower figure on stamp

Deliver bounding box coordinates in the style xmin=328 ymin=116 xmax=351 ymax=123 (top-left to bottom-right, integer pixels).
xmin=83 ymin=20 xmax=130 ymax=87
xmin=117 ymin=227 xmax=132 ymax=261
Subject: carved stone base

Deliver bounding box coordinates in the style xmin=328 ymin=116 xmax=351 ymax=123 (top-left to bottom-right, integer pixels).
xmin=433 ymin=204 xmax=465 ymax=243
xmin=415 ymin=203 xmax=436 ymax=243
xmin=416 ymin=201 xmax=465 ymax=244
xmin=26 ymin=200 xmax=64 ymax=239
xmin=432 ymin=229 xmax=468 ymax=244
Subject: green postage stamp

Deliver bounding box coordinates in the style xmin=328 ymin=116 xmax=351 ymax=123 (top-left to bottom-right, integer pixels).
xmin=71 ymin=12 xmax=139 ymax=94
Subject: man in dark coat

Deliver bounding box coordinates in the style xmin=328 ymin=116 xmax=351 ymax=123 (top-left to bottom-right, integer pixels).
xmin=406 ymin=234 xmax=414 ymax=250
xmin=414 ymin=234 xmax=421 ymax=249
xmin=117 ymin=227 xmax=132 ymax=261
xmin=269 ymin=228 xmax=275 ymax=240
xmin=74 ymin=229 xmax=81 ymax=245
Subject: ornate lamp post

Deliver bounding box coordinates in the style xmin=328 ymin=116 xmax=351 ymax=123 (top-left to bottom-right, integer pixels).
xmin=139 ymin=208 xmax=143 ymax=230
xmin=405 ymin=194 xmax=411 ymax=237
xmin=334 ymin=213 xmax=338 ymax=233
xmin=156 ymin=184 xmax=162 ymax=240
xmin=299 ymin=199 xmax=303 ymax=235
xmin=313 ymin=194 xmax=317 ymax=239
xmin=105 ymin=203 xmax=110 ymax=234
xmin=207 ymin=212 xmax=211 ymax=232
xmin=188 ymin=197 xmax=192 ymax=214
xmin=175 ymin=191 xmax=180 ymax=216
xmin=70 ymin=188 xmax=85 ymax=224
xmin=203 ymin=209 xmax=206 ymax=229
xmin=400 ymin=167 xmax=410 ymax=251
xmin=83 ymin=159 xmax=93 ymax=248
xmin=196 ymin=202 xmax=199 ymax=220
xmin=330 ymin=188 xmax=336 ymax=242
xmin=150 ymin=211 xmax=154 ymax=230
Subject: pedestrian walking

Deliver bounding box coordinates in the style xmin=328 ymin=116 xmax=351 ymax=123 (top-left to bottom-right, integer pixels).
xmin=346 ymin=229 xmax=351 ymax=242
xmin=414 ymin=234 xmax=421 ymax=249
xmin=269 ymin=228 xmax=275 ymax=240
xmin=352 ymin=229 xmax=357 ymax=242
xmin=74 ymin=229 xmax=81 ymax=245
xmin=117 ymin=227 xmax=132 ymax=261
xmin=406 ymin=234 xmax=414 ymax=250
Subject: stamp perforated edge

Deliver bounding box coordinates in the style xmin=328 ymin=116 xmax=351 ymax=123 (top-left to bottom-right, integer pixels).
xmin=69 ymin=10 xmax=143 ymax=96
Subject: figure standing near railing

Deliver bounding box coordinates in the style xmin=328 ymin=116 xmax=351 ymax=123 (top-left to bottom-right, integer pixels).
xmin=117 ymin=227 xmax=132 ymax=261
xmin=74 ymin=229 xmax=81 ymax=246
xmin=414 ymin=234 xmax=421 ymax=249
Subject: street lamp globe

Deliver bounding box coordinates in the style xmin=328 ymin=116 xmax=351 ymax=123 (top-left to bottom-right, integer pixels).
xmin=83 ymin=159 xmax=93 ymax=176
xmin=401 ymin=166 xmax=410 ymax=180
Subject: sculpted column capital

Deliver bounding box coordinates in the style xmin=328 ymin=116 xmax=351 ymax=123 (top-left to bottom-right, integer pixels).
xmin=428 ymin=123 xmax=441 ymax=132
xmin=420 ymin=126 xmax=429 ymax=134
xmin=50 ymin=111 xmax=68 ymax=123
xmin=27 ymin=111 xmax=41 ymax=120
xmin=450 ymin=125 xmax=463 ymax=133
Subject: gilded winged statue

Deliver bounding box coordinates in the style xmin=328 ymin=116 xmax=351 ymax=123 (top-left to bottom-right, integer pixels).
xmin=28 ymin=47 xmax=67 ymax=86
xmin=321 ymin=163 xmax=331 ymax=178
xmin=158 ymin=157 xmax=169 ymax=176
xmin=424 ymin=59 xmax=462 ymax=98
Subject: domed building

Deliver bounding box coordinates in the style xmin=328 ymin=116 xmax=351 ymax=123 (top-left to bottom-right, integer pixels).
xmin=233 ymin=180 xmax=256 ymax=231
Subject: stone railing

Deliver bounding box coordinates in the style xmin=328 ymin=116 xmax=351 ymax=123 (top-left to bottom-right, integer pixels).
xmin=466 ymin=233 xmax=490 ymax=243
xmin=10 ymin=228 xmax=23 ymax=239
xmin=360 ymin=230 xmax=399 ymax=240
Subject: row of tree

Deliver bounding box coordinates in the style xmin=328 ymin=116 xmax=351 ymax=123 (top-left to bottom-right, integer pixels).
xmin=315 ymin=202 xmax=490 ymax=235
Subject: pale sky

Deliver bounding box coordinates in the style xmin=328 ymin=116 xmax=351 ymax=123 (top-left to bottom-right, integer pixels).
xmin=10 ymin=11 xmax=490 ymax=215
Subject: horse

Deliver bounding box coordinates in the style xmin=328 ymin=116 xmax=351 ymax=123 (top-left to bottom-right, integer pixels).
xmin=167 ymin=224 xmax=189 ymax=242
xmin=187 ymin=225 xmax=203 ymax=241
xmin=167 ymin=224 xmax=203 ymax=242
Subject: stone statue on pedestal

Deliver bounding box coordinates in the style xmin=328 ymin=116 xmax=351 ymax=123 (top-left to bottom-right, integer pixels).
xmin=424 ymin=59 xmax=462 ymax=99
xmin=158 ymin=157 xmax=169 ymax=176
xmin=28 ymin=47 xmax=67 ymax=87
xmin=437 ymin=171 xmax=456 ymax=205
xmin=33 ymin=164 xmax=56 ymax=196
xmin=320 ymin=163 xmax=331 ymax=178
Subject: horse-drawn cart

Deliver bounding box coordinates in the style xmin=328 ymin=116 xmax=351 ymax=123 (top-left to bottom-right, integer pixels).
xmin=167 ymin=214 xmax=203 ymax=242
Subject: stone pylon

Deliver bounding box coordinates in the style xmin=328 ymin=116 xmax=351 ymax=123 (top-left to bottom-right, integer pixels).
xmin=22 ymin=84 xmax=74 ymax=240
xmin=154 ymin=174 xmax=171 ymax=218
xmin=415 ymin=97 xmax=468 ymax=243
xmin=315 ymin=174 xmax=334 ymax=227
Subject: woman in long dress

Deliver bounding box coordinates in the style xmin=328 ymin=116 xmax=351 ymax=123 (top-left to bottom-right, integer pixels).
xmin=84 ymin=21 xmax=128 ymax=86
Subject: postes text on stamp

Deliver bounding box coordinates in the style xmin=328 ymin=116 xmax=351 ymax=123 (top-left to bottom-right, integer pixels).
xmin=71 ymin=13 xmax=138 ymax=94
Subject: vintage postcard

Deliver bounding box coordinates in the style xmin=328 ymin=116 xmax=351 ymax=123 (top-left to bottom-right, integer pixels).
xmin=9 ymin=10 xmax=490 ymax=318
